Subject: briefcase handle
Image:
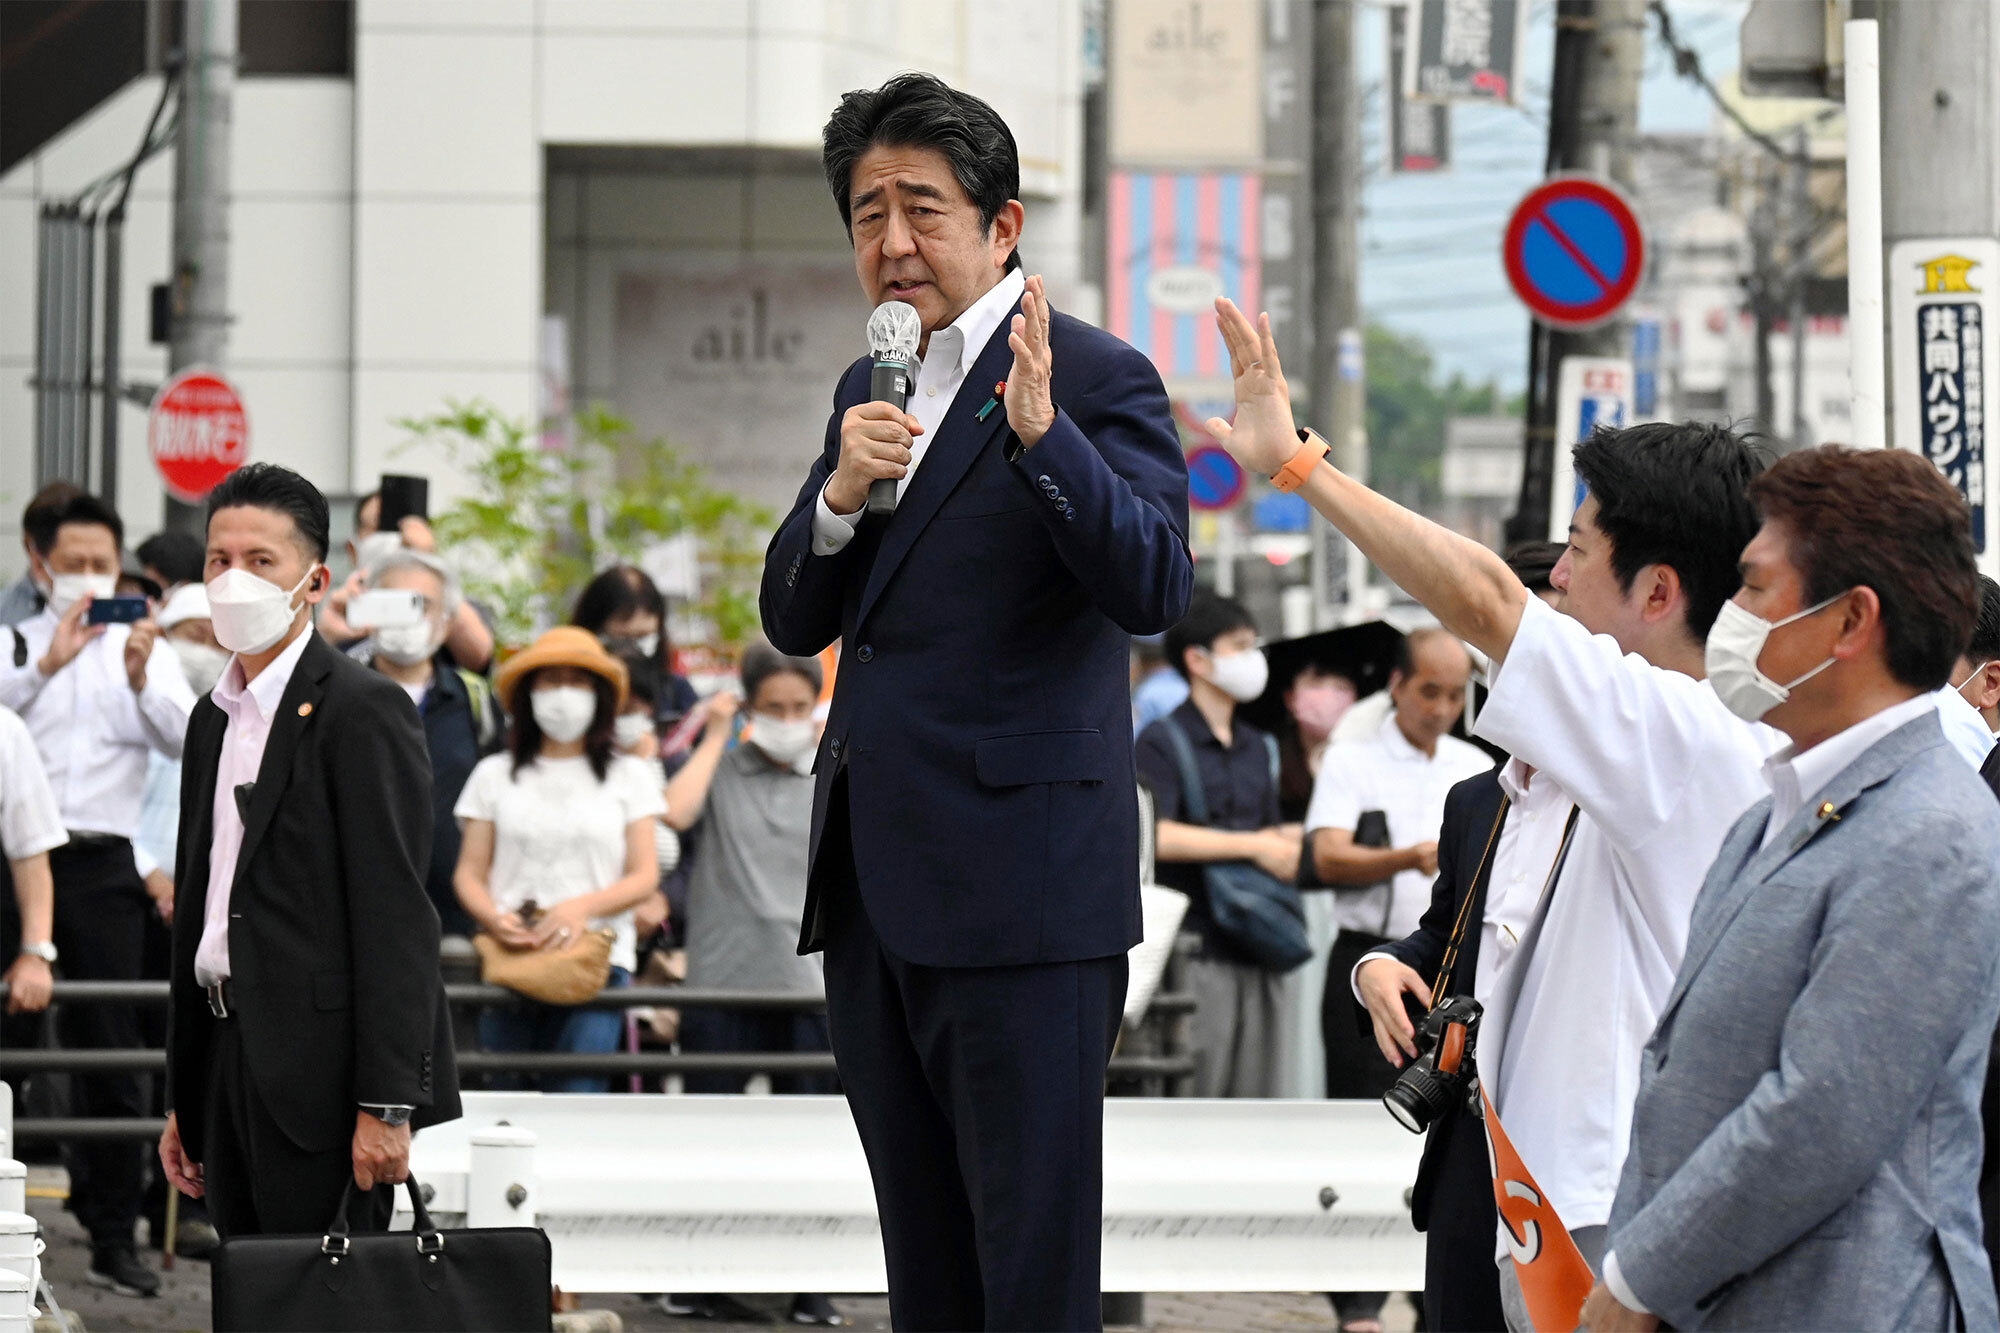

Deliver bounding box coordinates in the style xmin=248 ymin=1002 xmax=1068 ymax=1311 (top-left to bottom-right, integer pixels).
xmin=321 ymin=1173 xmax=445 ymax=1260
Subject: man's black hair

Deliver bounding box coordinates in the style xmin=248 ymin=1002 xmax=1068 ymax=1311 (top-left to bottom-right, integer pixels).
xmin=1971 ymin=575 xmax=2000 ymax=661
xmin=1503 ymin=540 xmax=1564 ymax=596
xmin=821 ymin=72 xmax=1023 ymax=273
xmin=136 ymin=530 xmax=206 ymax=586
xmin=1571 ymin=421 xmax=1770 ymax=641
xmin=206 ymin=463 xmax=331 ymax=562
xmin=1163 ymin=591 xmax=1256 ymax=681
xmin=22 ymin=481 xmax=87 ymax=555
xmin=45 ymin=492 xmax=124 ymax=551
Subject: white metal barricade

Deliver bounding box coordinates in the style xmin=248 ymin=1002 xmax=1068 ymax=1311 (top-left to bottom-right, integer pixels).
xmin=404 ymin=1094 xmax=1425 ymax=1294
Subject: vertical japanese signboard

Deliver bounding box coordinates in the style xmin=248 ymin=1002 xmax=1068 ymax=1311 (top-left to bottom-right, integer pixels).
xmin=1389 ymin=3 xmax=1452 ymax=172
xmin=1891 ymin=240 xmax=1999 ymax=564
xmin=1108 ymin=0 xmax=1309 ymax=402
xmin=1407 ymin=0 xmax=1526 ymax=105
xmin=1547 ymin=358 xmax=1633 ymax=542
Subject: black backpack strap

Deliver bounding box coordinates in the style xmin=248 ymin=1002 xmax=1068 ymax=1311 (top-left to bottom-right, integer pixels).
xmin=1155 ymin=717 xmax=1212 ymax=828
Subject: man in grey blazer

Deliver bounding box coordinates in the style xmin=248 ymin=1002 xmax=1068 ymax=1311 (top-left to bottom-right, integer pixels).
xmin=1584 ymin=445 xmax=2000 ymax=1332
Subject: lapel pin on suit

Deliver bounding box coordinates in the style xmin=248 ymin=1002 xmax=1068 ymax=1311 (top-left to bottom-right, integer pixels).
xmin=976 ymin=380 xmax=1007 ymax=422
xmin=1817 ymin=801 xmax=1841 ymax=823
xmin=298 ymin=702 xmax=313 ymax=717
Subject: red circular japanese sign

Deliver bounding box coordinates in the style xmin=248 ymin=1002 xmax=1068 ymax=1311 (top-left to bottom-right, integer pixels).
xmin=149 ymin=368 xmax=250 ymax=502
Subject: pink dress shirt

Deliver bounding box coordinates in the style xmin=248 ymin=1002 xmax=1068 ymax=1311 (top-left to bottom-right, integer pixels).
xmin=194 ymin=627 xmax=316 ymax=987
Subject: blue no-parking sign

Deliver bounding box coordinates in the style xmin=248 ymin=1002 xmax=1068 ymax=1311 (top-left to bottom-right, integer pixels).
xmin=1186 ymin=445 xmax=1246 ymax=512
xmin=1504 ymin=176 xmax=1646 ymax=331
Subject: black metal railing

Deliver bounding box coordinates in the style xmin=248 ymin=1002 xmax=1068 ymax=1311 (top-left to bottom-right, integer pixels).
xmin=1 ymin=978 xmax=1199 ymax=1142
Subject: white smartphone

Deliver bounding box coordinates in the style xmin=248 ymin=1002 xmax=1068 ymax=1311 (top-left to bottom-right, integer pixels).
xmin=346 ymin=587 xmax=425 ymax=630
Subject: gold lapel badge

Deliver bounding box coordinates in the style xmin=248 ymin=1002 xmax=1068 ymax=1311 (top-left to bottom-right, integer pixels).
xmin=1817 ymin=801 xmax=1840 ymax=823
xmin=298 ymin=702 xmax=314 ymax=718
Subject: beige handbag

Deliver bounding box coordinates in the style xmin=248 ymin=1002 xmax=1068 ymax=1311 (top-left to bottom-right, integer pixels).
xmin=473 ymin=906 xmax=615 ymax=1006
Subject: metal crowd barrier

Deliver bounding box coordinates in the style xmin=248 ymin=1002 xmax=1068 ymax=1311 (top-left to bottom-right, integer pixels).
xmin=0 ymin=980 xmax=1199 ymax=1142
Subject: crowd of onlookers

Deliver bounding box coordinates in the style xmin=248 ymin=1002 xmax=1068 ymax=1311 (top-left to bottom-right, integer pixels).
xmin=0 ymin=481 xmax=842 ymax=1323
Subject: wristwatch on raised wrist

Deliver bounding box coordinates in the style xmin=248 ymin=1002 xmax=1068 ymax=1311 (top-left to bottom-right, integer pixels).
xmin=1271 ymin=427 xmax=1330 ymax=493
xmin=360 ymin=1105 xmax=413 ymax=1127
xmin=18 ymin=941 xmax=56 ymax=965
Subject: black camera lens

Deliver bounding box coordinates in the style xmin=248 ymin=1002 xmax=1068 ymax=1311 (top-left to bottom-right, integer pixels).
xmin=1383 ymin=1064 xmax=1459 ymax=1134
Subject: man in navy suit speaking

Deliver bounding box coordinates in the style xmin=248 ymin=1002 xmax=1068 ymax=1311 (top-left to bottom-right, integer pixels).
xmin=761 ymin=74 xmax=1192 ymax=1332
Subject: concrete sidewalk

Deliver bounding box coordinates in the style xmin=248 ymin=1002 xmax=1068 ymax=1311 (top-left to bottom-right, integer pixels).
xmin=27 ymin=1168 xmax=1415 ymax=1333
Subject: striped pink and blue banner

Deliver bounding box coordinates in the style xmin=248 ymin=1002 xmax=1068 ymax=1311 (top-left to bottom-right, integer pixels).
xmin=1107 ymin=171 xmax=1263 ymax=383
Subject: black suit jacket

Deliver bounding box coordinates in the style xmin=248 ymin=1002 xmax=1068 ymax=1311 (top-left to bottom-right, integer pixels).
xmin=167 ymin=630 xmax=461 ymax=1157
xmin=1374 ymin=768 xmax=1508 ymax=1231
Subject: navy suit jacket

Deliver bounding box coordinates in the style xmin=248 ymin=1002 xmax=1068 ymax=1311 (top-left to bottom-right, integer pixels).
xmin=761 ymin=299 xmax=1192 ymax=969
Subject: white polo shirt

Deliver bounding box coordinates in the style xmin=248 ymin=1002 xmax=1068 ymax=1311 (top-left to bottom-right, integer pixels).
xmin=1305 ymin=712 xmax=1495 ymax=938
xmin=1471 ymin=595 xmax=1777 ymax=1255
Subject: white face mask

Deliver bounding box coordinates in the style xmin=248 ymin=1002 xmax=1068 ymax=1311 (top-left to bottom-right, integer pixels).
xmin=171 ymin=639 xmax=229 ymax=694
xmin=749 ymin=714 xmax=818 ymax=768
xmin=531 ymin=685 xmax=598 ymax=744
xmin=206 ymin=565 xmax=319 ymax=656
xmin=635 ymin=632 xmax=660 ymax=658
xmin=1205 ymin=646 xmax=1270 ymax=703
xmin=1704 ymin=591 xmax=1847 ymax=723
xmin=613 ymin=713 xmax=654 ymax=750
xmin=374 ymin=620 xmax=441 ymax=667
xmin=48 ymin=573 xmax=117 ymax=619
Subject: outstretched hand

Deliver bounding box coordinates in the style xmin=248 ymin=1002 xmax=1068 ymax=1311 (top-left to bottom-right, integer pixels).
xmin=1207 ymin=297 xmax=1306 ymax=477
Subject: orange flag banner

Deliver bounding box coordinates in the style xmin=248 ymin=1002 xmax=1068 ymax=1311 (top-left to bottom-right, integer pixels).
xmin=1483 ymin=1088 xmax=1596 ymax=1332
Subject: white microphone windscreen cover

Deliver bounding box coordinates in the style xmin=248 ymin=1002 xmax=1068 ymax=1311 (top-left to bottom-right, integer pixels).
xmin=867 ymin=301 xmax=922 ymax=363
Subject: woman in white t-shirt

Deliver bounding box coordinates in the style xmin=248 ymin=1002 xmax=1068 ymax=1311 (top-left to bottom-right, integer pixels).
xmin=453 ymin=628 xmax=662 ymax=1092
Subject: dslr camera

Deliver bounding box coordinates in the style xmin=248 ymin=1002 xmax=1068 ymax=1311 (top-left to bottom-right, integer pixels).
xmin=1382 ymin=995 xmax=1483 ymax=1134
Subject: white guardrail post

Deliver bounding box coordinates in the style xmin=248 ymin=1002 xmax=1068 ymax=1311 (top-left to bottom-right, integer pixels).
xmin=467 ymin=1124 xmax=538 ymax=1229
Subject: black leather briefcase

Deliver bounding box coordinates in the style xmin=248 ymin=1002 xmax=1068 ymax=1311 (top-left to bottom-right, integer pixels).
xmin=211 ymin=1176 xmax=552 ymax=1332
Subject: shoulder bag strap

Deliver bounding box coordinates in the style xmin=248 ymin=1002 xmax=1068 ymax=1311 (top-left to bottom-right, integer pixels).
xmin=1156 ymin=718 xmax=1212 ymax=828
xmin=1429 ymin=794 xmax=1510 ymax=1007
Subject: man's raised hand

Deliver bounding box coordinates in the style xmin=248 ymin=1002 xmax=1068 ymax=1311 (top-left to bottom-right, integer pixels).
xmin=1006 ymin=275 xmax=1057 ymax=449
xmin=1207 ymin=297 xmax=1305 ymax=477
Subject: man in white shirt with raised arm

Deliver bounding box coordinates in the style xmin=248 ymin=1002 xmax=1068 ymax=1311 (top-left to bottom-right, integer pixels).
xmin=1208 ymin=299 xmax=1776 ymax=1331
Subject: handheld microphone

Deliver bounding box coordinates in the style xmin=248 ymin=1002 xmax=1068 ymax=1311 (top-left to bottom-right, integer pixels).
xmin=865 ymin=301 xmax=922 ymax=516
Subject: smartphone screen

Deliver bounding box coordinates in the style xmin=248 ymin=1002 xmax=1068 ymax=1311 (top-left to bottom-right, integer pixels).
xmin=86 ymin=596 xmax=150 ymax=626
xmin=377 ymin=474 xmax=429 ymax=531
xmin=347 ymin=588 xmax=425 ymax=630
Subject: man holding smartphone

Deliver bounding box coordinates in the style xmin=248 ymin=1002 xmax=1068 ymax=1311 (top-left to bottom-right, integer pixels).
xmin=0 ymin=492 xmax=195 ymax=1298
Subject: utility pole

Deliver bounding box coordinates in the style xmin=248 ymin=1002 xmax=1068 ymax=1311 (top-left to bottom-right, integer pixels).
xmin=166 ymin=0 xmax=236 ymax=532
xmin=1787 ymin=124 xmax=1810 ymax=450
xmin=1878 ymin=0 xmax=1999 ymax=448
xmin=1507 ymin=0 xmax=1646 ymax=545
xmin=1309 ymin=0 xmax=1364 ymax=625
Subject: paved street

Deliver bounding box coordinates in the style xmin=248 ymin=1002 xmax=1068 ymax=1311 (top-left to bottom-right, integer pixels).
xmin=27 ymin=1167 xmax=1415 ymax=1333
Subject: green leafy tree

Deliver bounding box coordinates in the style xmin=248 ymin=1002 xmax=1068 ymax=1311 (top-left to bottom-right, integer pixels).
xmin=1364 ymin=323 xmax=1520 ymax=512
xmin=400 ymin=401 xmax=773 ymax=651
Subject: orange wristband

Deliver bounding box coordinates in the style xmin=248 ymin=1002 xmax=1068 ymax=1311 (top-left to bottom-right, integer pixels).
xmin=1272 ymin=428 xmax=1329 ymax=492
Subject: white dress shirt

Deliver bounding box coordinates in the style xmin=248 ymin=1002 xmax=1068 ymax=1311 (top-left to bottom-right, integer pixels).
xmin=194 ymin=626 xmax=316 ymax=987
xmin=1470 ymin=595 xmax=1778 ymax=1258
xmin=0 ymin=610 xmax=194 ymax=838
xmin=1931 ymin=682 xmax=1994 ymax=770
xmin=811 ymin=268 xmax=1027 ymax=555
xmin=0 ymin=705 xmax=67 ymax=864
xmin=1347 ymin=759 xmax=1576 ymax=1035
xmin=1304 ymin=713 xmax=1495 ymax=938
xmin=1601 ymin=687 xmax=1943 ymax=1315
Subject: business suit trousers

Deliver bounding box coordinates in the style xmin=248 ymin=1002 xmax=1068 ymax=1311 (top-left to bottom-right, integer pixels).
xmin=819 ymin=796 xmax=1127 ymax=1332
xmin=50 ymin=842 xmax=149 ymax=1251
xmin=1420 ymin=1112 xmax=1508 ymax=1333
xmin=199 ymin=1016 xmax=393 ymax=1240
